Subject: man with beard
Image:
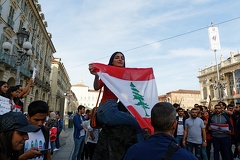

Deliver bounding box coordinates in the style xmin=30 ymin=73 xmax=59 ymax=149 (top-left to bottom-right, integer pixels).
xmin=234 ymin=102 xmax=240 ymax=158
xmin=174 ymin=108 xmax=187 ymax=148
xmin=207 ymin=104 xmax=232 ymax=160
xmin=183 ymin=108 xmax=206 ymax=159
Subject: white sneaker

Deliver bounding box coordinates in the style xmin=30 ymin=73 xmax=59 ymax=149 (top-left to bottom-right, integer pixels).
xmin=53 ymin=148 xmax=60 ymax=151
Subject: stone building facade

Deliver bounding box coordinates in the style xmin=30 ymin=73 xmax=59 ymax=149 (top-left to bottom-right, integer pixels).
xmin=159 ymin=89 xmax=201 ymax=110
xmin=0 ymin=0 xmax=74 ymax=117
xmin=50 ymin=58 xmax=73 ymax=113
xmin=198 ymin=51 xmax=240 ymax=106
xmin=0 ymin=0 xmax=55 ymax=111
xmin=71 ymin=83 xmax=102 ymax=110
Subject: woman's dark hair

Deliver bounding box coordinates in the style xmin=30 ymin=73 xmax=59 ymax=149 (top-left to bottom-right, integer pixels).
xmin=108 ymin=51 xmax=125 ymax=67
xmin=15 ymin=85 xmax=22 ymax=90
xmin=0 ymin=81 xmax=8 ymax=96
xmin=0 ymin=131 xmax=19 ymax=160
xmin=5 ymin=86 xmax=18 ymax=99
xmin=28 ymin=100 xmax=49 ymax=117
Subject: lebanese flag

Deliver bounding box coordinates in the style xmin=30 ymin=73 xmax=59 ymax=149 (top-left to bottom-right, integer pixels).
xmin=92 ymin=63 xmax=158 ymax=133
xmin=210 ymin=123 xmax=229 ymax=132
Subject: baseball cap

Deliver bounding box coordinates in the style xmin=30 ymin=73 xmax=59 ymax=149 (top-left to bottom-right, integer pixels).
xmin=0 ymin=112 xmax=40 ymax=133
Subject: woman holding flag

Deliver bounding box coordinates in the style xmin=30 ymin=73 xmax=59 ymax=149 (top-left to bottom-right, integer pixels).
xmin=89 ymin=51 xmax=144 ymax=142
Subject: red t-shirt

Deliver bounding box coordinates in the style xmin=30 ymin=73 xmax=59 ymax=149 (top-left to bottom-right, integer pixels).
xmin=99 ymin=80 xmax=118 ymax=103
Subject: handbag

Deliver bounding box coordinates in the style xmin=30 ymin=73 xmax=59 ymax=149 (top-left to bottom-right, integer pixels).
xmin=90 ymin=89 xmax=103 ymax=128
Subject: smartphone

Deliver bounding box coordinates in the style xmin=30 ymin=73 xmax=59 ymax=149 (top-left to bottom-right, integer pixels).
xmin=40 ymin=149 xmax=48 ymax=154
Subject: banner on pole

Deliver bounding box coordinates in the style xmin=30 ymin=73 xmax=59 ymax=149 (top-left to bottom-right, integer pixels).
xmin=208 ymin=27 xmax=221 ymax=51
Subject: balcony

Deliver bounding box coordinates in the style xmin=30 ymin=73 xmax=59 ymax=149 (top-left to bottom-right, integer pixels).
xmin=20 ymin=66 xmax=31 ymax=77
xmin=0 ymin=52 xmax=17 ymax=68
xmin=56 ymin=90 xmax=62 ymax=98
xmin=42 ymin=82 xmax=50 ymax=92
xmin=34 ymin=76 xmax=42 ymax=86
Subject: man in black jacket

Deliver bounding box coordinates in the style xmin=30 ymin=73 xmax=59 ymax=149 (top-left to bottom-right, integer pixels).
xmin=174 ymin=108 xmax=186 ymax=148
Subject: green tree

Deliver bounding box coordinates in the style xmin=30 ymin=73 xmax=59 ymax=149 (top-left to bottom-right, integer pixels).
xmin=130 ymin=82 xmax=150 ymax=117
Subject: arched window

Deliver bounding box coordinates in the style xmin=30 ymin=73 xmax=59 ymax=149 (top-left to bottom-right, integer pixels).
xmin=210 ymin=85 xmax=214 ymax=98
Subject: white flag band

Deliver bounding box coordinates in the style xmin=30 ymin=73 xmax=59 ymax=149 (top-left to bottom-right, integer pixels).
xmin=92 ymin=63 xmax=158 ymax=133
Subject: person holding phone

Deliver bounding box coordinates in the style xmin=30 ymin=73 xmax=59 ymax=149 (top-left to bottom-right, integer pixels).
xmin=18 ymin=100 xmax=51 ymax=160
xmin=0 ymin=112 xmax=40 ymax=160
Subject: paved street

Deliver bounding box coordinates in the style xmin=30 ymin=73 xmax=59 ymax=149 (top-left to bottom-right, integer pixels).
xmin=51 ymin=127 xmax=74 ymax=160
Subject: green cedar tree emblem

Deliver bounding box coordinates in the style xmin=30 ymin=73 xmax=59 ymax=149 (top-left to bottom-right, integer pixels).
xmin=130 ymin=82 xmax=150 ymax=117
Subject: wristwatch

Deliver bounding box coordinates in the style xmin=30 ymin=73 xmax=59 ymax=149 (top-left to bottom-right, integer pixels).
xmin=203 ymin=140 xmax=207 ymax=142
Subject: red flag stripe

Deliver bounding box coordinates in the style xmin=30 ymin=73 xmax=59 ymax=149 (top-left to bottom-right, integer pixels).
xmin=127 ymin=105 xmax=154 ymax=134
xmin=93 ymin=63 xmax=155 ymax=81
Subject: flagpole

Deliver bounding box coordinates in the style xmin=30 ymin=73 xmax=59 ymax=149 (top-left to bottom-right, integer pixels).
xmin=214 ymin=49 xmax=222 ymax=101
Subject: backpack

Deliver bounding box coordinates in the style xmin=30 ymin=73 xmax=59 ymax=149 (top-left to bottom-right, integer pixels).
xmin=161 ymin=141 xmax=179 ymax=160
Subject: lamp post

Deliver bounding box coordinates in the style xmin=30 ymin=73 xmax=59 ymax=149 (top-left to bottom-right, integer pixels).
xmin=210 ymin=59 xmax=227 ymax=101
xmin=2 ymin=28 xmax=32 ymax=85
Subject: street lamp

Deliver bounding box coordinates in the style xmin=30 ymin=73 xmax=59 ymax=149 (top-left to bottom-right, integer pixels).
xmin=208 ymin=23 xmax=224 ymax=101
xmin=2 ymin=28 xmax=32 ymax=85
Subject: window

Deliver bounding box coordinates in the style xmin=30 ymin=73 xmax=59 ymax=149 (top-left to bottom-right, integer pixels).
xmin=8 ymin=6 xmax=15 ymax=28
xmin=210 ymin=85 xmax=214 ymax=98
xmin=203 ymin=87 xmax=207 ymax=100
xmin=235 ymin=69 xmax=240 ymax=94
xmin=228 ymin=74 xmax=234 ymax=96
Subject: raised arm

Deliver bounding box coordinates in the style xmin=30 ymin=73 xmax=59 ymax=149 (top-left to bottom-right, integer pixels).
xmin=208 ymin=95 xmax=214 ymax=112
xmin=18 ymin=78 xmax=34 ymax=99
xmin=89 ymin=64 xmax=101 ymax=90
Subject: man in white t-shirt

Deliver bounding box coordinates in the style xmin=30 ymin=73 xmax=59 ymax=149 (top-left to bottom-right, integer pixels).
xmin=183 ymin=108 xmax=206 ymax=159
xmin=18 ymin=100 xmax=51 ymax=160
xmin=174 ymin=108 xmax=186 ymax=148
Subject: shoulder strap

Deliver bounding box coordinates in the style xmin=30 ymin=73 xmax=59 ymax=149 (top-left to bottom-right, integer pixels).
xmin=161 ymin=141 xmax=179 ymax=160
xmin=95 ymin=89 xmax=102 ymax=108
xmin=41 ymin=126 xmax=49 ymax=160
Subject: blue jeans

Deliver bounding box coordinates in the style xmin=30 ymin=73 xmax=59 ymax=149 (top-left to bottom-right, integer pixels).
xmin=186 ymin=141 xmax=201 ymax=159
xmin=201 ymin=146 xmax=208 ymax=160
xmin=97 ymin=99 xmax=144 ymax=141
xmin=71 ymin=136 xmax=85 ymax=160
xmin=55 ymin=132 xmax=60 ymax=149
xmin=175 ymin=135 xmax=185 ymax=148
xmin=212 ymin=136 xmax=231 ymax=160
xmin=50 ymin=141 xmax=55 ymax=153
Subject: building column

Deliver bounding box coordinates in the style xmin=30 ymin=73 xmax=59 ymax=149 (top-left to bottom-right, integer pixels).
xmin=233 ymin=70 xmax=236 ymax=93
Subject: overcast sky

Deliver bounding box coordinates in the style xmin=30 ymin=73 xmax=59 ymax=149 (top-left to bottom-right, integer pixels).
xmin=38 ymin=0 xmax=240 ymax=95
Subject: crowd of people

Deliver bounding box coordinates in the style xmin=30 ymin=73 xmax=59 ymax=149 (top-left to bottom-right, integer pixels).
xmin=1 ymin=51 xmax=240 ymax=160
xmin=0 ymin=78 xmax=33 ymax=113
xmin=171 ymin=100 xmax=240 ymax=160
xmin=0 ymin=76 xmax=63 ymax=160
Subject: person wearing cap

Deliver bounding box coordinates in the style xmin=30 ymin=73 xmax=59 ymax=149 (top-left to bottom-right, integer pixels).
xmin=0 ymin=112 xmax=40 ymax=160
xmin=18 ymin=100 xmax=51 ymax=160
